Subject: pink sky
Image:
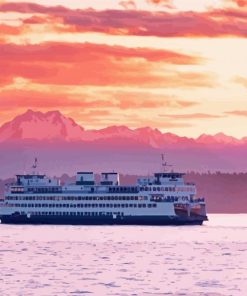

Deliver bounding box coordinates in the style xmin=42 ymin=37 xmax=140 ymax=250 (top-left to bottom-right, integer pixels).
xmin=1 ymin=0 xmax=247 ymax=137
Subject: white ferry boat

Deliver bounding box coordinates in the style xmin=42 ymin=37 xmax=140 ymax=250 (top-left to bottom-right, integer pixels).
xmin=0 ymin=160 xmax=208 ymax=225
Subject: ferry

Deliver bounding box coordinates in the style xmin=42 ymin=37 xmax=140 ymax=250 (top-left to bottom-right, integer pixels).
xmin=0 ymin=159 xmax=208 ymax=225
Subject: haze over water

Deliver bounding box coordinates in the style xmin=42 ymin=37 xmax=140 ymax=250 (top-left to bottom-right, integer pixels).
xmin=0 ymin=214 xmax=246 ymax=296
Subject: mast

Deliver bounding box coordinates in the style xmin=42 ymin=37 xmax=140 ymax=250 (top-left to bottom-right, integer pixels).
xmin=161 ymin=153 xmax=172 ymax=172
xmin=31 ymin=157 xmax=38 ymax=174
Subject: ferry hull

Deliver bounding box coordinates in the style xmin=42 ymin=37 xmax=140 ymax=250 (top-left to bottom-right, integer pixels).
xmin=0 ymin=214 xmax=207 ymax=226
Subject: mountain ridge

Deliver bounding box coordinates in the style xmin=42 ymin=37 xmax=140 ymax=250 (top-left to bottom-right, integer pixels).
xmin=0 ymin=109 xmax=244 ymax=147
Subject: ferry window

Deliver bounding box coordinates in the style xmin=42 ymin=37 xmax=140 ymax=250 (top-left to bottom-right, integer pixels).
xmin=153 ymin=187 xmax=156 ymax=191
xmin=121 ymin=204 xmax=124 ymax=208
xmin=129 ymin=204 xmax=133 ymax=207
xmin=131 ymin=196 xmax=134 ymax=200
xmin=133 ymin=204 xmax=137 ymax=208
xmin=143 ymin=204 xmax=146 ymax=208
xmin=138 ymin=204 xmax=142 ymax=208
xmin=152 ymin=204 xmax=156 ymax=207
xmin=114 ymin=204 xmax=118 ymax=208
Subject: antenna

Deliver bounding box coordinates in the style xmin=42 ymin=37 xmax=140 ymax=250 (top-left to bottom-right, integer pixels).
xmin=31 ymin=157 xmax=38 ymax=174
xmin=161 ymin=153 xmax=172 ymax=172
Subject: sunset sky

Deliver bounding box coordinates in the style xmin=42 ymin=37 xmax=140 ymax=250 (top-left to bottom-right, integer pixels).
xmin=1 ymin=0 xmax=247 ymax=137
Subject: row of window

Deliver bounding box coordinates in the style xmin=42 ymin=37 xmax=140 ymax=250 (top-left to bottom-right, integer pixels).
xmin=151 ymin=196 xmax=189 ymax=202
xmin=20 ymin=212 xmax=123 ymax=216
xmin=7 ymin=203 xmax=157 ymax=208
xmin=140 ymin=186 xmax=194 ymax=192
xmin=5 ymin=195 xmax=189 ymax=202
xmin=6 ymin=196 xmax=147 ymax=201
xmin=11 ymin=186 xmax=195 ymax=194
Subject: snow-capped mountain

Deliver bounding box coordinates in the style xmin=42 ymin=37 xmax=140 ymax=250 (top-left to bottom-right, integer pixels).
xmin=0 ymin=109 xmax=85 ymax=141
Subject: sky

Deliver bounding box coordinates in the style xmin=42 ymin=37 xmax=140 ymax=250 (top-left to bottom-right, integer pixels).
xmin=0 ymin=0 xmax=247 ymax=138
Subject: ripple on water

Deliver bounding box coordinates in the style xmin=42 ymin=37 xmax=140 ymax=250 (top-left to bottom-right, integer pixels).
xmin=0 ymin=215 xmax=246 ymax=296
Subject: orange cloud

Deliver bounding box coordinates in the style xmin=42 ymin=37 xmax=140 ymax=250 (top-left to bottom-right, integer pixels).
xmin=0 ymin=87 xmax=200 ymax=128
xmin=234 ymin=76 xmax=247 ymax=88
xmin=233 ymin=0 xmax=247 ymax=7
xmin=0 ymin=76 xmax=13 ymax=86
xmin=225 ymin=110 xmax=247 ymax=117
xmin=160 ymin=113 xmax=224 ymax=119
xmin=0 ymin=42 xmax=211 ymax=88
xmin=0 ymin=88 xmax=198 ymax=111
xmin=0 ymin=23 xmax=24 ymax=42
xmin=147 ymin=0 xmax=172 ymax=5
xmin=0 ymin=89 xmax=113 ymax=110
xmin=119 ymin=0 xmax=137 ymax=10
xmin=1 ymin=2 xmax=247 ymax=37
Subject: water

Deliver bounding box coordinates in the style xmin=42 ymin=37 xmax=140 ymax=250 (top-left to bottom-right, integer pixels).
xmin=0 ymin=214 xmax=246 ymax=296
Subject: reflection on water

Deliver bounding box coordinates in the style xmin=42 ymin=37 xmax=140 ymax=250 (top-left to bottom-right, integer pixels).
xmin=0 ymin=214 xmax=246 ymax=296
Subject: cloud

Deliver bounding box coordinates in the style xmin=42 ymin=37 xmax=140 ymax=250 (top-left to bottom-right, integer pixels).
xmin=119 ymin=0 xmax=137 ymax=10
xmin=1 ymin=2 xmax=247 ymax=37
xmin=101 ymin=91 xmax=198 ymax=109
xmin=234 ymin=76 xmax=247 ymax=88
xmin=0 ymin=87 xmax=199 ymax=128
xmin=0 ymin=24 xmax=24 ymax=42
xmin=0 ymin=88 xmax=198 ymax=111
xmin=225 ymin=110 xmax=247 ymax=117
xmin=0 ymin=42 xmax=211 ymax=88
xmin=0 ymin=76 xmax=13 ymax=87
xmin=232 ymin=0 xmax=247 ymax=7
xmin=146 ymin=0 xmax=174 ymax=8
xmin=160 ymin=113 xmax=224 ymax=120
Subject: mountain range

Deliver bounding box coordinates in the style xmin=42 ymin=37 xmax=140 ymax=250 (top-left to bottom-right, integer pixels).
xmin=0 ymin=109 xmax=245 ymax=146
xmin=0 ymin=109 xmax=247 ymax=178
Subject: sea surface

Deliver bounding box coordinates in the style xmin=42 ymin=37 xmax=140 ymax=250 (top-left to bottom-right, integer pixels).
xmin=0 ymin=214 xmax=246 ymax=296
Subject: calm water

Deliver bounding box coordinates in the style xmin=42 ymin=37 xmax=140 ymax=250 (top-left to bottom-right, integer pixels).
xmin=0 ymin=214 xmax=246 ymax=296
